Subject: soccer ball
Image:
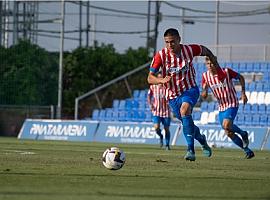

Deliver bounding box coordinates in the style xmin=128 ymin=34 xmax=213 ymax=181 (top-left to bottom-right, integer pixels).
xmin=102 ymin=147 xmax=126 ymax=170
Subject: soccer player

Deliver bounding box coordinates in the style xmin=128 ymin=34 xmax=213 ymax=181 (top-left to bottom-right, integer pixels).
xmin=201 ymin=57 xmax=255 ymax=159
xmin=148 ymin=28 xmax=216 ymax=161
xmin=147 ymin=72 xmax=171 ymax=150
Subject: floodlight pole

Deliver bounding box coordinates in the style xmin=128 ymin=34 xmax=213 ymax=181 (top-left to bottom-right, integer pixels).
xmin=215 ymin=0 xmax=220 ymax=56
xmin=57 ymin=0 xmax=65 ymax=119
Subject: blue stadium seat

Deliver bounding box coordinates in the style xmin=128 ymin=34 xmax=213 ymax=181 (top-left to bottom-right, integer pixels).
xmin=251 ymin=114 xmax=260 ymax=126
xmin=192 ymin=111 xmax=201 ymax=121
xmin=250 ymin=104 xmax=258 ymax=114
xmin=238 ymin=103 xmax=244 ymax=114
xmin=200 ymin=102 xmax=208 ymax=111
xmin=256 ymin=82 xmax=263 ymax=91
xmin=112 ymin=99 xmax=120 ymax=110
xmin=239 ymin=62 xmax=246 ymax=72
xmin=207 ymin=102 xmax=217 ymax=111
xmin=98 ymin=110 xmax=106 ymax=121
xmin=118 ymin=100 xmax=126 ymax=111
xmin=244 ymin=115 xmax=252 ymax=126
xmin=104 ymin=109 xmax=113 ymax=121
xmin=112 ymin=110 xmax=119 ymax=121
xmin=246 ymin=63 xmax=253 ymax=72
xmin=259 ymin=114 xmax=268 ymax=126
xmin=253 ymin=62 xmax=261 ymax=72
xmin=145 ymin=111 xmax=152 ymax=122
xmin=236 ymin=115 xmax=245 ymax=126
xmin=118 ymin=111 xmax=126 ymax=121
xmin=133 ymin=90 xmax=140 ymax=99
xmin=248 ymin=82 xmax=256 ymax=91
xmin=243 ymin=104 xmax=251 ymax=114
xmin=92 ymin=109 xmax=99 ymax=120
xmin=258 ymin=104 xmax=266 ymax=114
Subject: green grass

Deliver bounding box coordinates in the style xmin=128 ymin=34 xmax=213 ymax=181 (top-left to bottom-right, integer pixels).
xmin=0 ymin=137 xmax=269 ymax=200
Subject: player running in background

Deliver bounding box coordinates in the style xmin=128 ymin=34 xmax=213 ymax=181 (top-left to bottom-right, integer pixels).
xmin=201 ymin=56 xmax=255 ymax=159
xmin=147 ymin=72 xmax=171 ymax=150
xmin=148 ymin=28 xmax=218 ymax=161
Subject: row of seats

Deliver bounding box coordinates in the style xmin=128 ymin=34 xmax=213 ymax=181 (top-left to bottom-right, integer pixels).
xmin=92 ymin=109 xmax=152 ymax=122
xmin=194 ymin=111 xmax=270 ymax=127
xmin=193 ymin=62 xmax=270 ymax=73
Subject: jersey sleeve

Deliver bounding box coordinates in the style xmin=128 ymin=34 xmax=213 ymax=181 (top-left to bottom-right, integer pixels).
xmin=190 ymin=44 xmax=202 ymax=57
xmin=227 ymin=67 xmax=239 ymax=79
xmin=201 ymin=73 xmax=207 ymax=88
xmin=149 ymin=52 xmax=162 ymax=74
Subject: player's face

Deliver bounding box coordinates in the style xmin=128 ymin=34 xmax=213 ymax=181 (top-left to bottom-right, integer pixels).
xmin=205 ymin=60 xmax=215 ymax=70
xmin=164 ymin=35 xmax=180 ymax=53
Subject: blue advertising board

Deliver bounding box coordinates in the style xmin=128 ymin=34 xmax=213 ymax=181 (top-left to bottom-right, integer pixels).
xmin=174 ymin=125 xmax=269 ymax=150
xmin=94 ymin=121 xmax=180 ymax=145
xmin=18 ymin=119 xmax=98 ymax=142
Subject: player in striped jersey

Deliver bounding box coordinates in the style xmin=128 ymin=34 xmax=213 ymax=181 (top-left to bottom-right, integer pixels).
xmin=148 ymin=72 xmax=171 ymax=150
xmin=201 ymin=57 xmax=255 ymax=159
xmin=148 ymin=28 xmax=217 ymax=161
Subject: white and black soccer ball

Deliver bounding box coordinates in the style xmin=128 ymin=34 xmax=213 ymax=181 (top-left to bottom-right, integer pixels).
xmin=102 ymin=147 xmax=126 ymax=170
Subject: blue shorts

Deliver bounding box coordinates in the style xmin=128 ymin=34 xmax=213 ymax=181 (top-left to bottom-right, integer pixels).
xmin=153 ymin=116 xmax=171 ymax=128
xmin=168 ymin=86 xmax=199 ymax=120
xmin=219 ymin=107 xmax=238 ymax=125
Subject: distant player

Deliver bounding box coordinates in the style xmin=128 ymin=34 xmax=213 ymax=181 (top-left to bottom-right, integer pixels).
xmin=147 ymin=72 xmax=171 ymax=150
xmin=148 ymin=28 xmax=215 ymax=161
xmin=201 ymin=56 xmax=255 ymax=159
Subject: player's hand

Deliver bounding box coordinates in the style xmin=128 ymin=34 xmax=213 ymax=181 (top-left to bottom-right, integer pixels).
xmin=160 ymin=76 xmax=171 ymax=84
xmin=240 ymin=92 xmax=248 ymax=104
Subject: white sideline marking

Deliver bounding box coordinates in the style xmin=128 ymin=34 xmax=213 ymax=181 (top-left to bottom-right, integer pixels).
xmin=3 ymin=150 xmax=36 ymax=155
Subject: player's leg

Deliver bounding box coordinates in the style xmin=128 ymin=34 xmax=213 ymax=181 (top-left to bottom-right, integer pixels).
xmin=228 ymin=107 xmax=249 ymax=148
xmin=194 ymin=125 xmax=212 ymax=157
xmin=153 ymin=116 xmax=163 ymax=147
xmin=180 ymin=86 xmax=201 ymax=161
xmin=162 ymin=117 xmax=171 ymax=150
xmin=169 ymin=95 xmax=195 ymax=160
xmin=219 ymin=108 xmax=254 ymax=159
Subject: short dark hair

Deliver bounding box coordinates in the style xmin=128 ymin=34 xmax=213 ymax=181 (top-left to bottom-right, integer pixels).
xmin=164 ymin=28 xmax=180 ymax=37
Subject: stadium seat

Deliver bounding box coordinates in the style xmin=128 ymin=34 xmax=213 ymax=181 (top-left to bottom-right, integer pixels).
xmin=104 ymin=109 xmax=113 ymax=121
xmin=246 ymin=63 xmax=253 ymax=72
xmin=259 ymin=114 xmax=268 ymax=126
xmin=258 ymin=104 xmax=266 ymax=114
xmin=133 ymin=90 xmax=140 ymax=99
xmin=249 ymin=91 xmax=258 ymax=104
xmin=92 ymin=109 xmax=99 ymax=120
xmin=250 ymin=104 xmax=258 ymax=114
xmin=243 ymin=103 xmax=251 ymax=114
xmin=192 ymin=111 xmax=201 ymax=121
xmin=207 ymin=102 xmax=217 ymax=112
xmin=118 ymin=111 xmax=126 ymax=121
xmin=200 ymin=102 xmax=208 ymax=111
xmin=257 ymin=92 xmax=265 ymax=104
xmin=239 ymin=62 xmax=246 ymax=72
xmin=145 ymin=111 xmax=152 ymax=122
xmin=118 ymin=100 xmax=126 ymax=111
xmin=265 ymin=92 xmax=270 ymax=105
xmin=98 ymin=110 xmax=106 ymax=121
xmin=253 ymin=62 xmax=261 ymax=72
xmin=237 ymin=103 xmax=244 ymax=114
xmin=112 ymin=99 xmax=120 ymax=110
xmin=256 ymin=82 xmax=263 ymax=91
xmin=248 ymin=82 xmax=256 ymax=91
xmin=251 ymin=114 xmax=260 ymax=126
xmin=200 ymin=112 xmax=209 ymax=125
xmin=244 ymin=115 xmax=252 ymax=126
xmin=236 ymin=115 xmax=245 ymax=126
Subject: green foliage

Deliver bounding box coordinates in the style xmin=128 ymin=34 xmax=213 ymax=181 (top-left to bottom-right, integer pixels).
xmin=0 ymin=40 xmax=58 ymax=105
xmin=0 ymin=40 xmax=150 ymax=116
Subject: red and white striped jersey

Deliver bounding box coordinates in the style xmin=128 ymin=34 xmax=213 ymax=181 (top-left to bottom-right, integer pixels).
xmin=148 ymin=84 xmax=170 ymax=117
xmin=202 ymin=67 xmax=239 ymax=111
xmin=150 ymin=44 xmax=202 ymax=100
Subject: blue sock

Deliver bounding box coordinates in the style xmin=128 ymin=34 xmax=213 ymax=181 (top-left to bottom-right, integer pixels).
xmin=231 ymin=134 xmax=243 ymax=149
xmin=194 ymin=125 xmax=206 ymax=145
xmin=182 ymin=115 xmax=195 ymax=153
xmin=165 ymin=130 xmax=170 ymax=146
xmin=155 ymin=128 xmax=162 ymax=138
xmin=232 ymin=124 xmax=245 ymax=137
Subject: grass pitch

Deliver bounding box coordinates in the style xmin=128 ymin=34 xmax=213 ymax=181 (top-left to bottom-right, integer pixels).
xmin=0 ymin=137 xmax=269 ymax=200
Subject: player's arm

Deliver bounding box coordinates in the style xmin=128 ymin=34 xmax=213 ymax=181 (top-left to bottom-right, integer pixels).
xmin=201 ymin=73 xmax=209 ymax=100
xmin=238 ymin=73 xmax=248 ymax=104
xmin=200 ymin=45 xmax=220 ymax=68
xmin=147 ymin=72 xmax=171 ymax=85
